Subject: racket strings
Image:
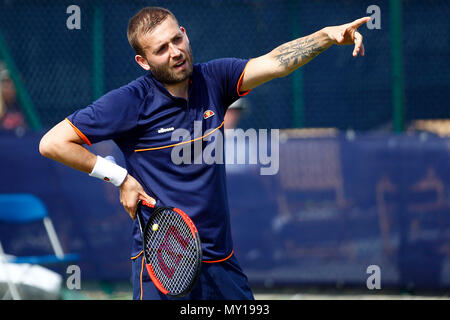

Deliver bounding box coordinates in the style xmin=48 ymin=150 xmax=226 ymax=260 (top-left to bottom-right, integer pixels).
xmin=151 ymin=212 xmax=197 ymax=293
xmin=144 ymin=208 xmax=200 ymax=295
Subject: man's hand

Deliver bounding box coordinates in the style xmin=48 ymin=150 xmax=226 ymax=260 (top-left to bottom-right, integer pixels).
xmin=324 ymin=17 xmax=371 ymax=57
xmin=119 ymin=174 xmax=155 ymax=220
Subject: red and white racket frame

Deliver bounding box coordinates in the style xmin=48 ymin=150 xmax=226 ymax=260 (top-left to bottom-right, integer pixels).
xmin=138 ymin=200 xmax=202 ymax=296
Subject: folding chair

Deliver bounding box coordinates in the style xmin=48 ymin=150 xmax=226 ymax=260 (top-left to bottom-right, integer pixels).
xmin=0 ymin=193 xmax=79 ymax=299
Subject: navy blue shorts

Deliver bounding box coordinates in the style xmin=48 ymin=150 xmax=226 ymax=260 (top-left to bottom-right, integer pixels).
xmin=131 ymin=252 xmax=254 ymax=300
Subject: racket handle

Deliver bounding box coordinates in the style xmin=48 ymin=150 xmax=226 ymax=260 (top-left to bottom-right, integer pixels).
xmin=136 ymin=200 xmax=155 ymax=234
xmin=136 ymin=200 xmax=156 ymax=237
xmin=136 ymin=200 xmax=145 ymax=236
xmin=142 ymin=200 xmax=155 ymax=208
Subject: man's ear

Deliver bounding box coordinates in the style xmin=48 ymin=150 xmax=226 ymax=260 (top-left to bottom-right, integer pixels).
xmin=135 ymin=55 xmax=151 ymax=71
xmin=180 ymin=26 xmax=189 ymax=43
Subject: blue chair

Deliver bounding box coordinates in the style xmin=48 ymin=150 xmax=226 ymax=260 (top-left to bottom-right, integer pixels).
xmin=0 ymin=193 xmax=80 ymax=299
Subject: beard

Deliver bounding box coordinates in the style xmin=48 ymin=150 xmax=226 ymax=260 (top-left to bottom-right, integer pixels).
xmin=148 ymin=43 xmax=194 ymax=85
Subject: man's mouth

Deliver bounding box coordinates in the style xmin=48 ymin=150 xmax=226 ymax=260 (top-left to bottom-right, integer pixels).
xmin=173 ymin=60 xmax=186 ymax=69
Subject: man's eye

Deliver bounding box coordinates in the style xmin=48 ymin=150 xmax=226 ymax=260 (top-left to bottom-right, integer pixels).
xmin=174 ymin=36 xmax=182 ymax=43
xmin=156 ymin=46 xmax=167 ymax=54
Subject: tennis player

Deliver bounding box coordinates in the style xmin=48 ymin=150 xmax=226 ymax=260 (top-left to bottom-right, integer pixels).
xmin=39 ymin=7 xmax=370 ymax=300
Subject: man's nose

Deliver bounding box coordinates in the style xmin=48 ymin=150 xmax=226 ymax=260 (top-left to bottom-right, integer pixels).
xmin=169 ymin=43 xmax=181 ymax=58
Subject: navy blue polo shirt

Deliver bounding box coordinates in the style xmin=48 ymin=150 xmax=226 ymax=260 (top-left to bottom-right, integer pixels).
xmin=66 ymin=58 xmax=251 ymax=262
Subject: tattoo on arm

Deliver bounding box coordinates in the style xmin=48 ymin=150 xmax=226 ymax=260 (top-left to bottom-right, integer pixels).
xmin=274 ymin=35 xmax=327 ymax=68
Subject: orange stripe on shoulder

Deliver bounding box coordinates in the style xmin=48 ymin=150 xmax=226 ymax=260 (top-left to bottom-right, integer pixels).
xmin=65 ymin=118 xmax=92 ymax=147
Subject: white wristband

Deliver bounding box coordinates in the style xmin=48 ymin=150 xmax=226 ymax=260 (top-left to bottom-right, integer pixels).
xmin=89 ymin=155 xmax=128 ymax=187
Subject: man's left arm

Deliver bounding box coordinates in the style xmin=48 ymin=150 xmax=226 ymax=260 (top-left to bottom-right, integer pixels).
xmin=239 ymin=17 xmax=371 ymax=92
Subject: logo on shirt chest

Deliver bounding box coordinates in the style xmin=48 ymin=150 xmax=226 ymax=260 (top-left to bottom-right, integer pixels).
xmin=158 ymin=127 xmax=175 ymax=134
xmin=203 ymin=110 xmax=215 ymax=120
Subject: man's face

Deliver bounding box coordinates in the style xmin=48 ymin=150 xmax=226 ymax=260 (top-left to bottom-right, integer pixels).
xmin=137 ymin=17 xmax=193 ymax=84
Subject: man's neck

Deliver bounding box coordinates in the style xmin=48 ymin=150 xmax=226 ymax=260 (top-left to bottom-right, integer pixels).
xmin=164 ymin=79 xmax=189 ymax=100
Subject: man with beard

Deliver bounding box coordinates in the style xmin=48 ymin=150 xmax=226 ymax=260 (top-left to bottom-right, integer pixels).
xmin=39 ymin=7 xmax=370 ymax=299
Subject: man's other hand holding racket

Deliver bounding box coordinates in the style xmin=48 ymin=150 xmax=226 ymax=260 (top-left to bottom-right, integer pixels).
xmin=119 ymin=174 xmax=155 ymax=220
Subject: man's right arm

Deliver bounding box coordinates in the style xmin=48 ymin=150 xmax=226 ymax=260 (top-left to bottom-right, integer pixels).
xmin=39 ymin=119 xmax=155 ymax=219
xmin=39 ymin=119 xmax=97 ymax=173
xmin=239 ymin=17 xmax=370 ymax=93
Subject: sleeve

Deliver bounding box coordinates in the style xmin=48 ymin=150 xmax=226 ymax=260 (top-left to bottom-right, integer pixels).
xmin=66 ymin=85 xmax=141 ymax=146
xmin=203 ymin=58 xmax=252 ymax=110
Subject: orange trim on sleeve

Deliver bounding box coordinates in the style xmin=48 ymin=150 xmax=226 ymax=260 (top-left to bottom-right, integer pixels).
xmin=65 ymin=118 xmax=92 ymax=147
xmin=202 ymin=250 xmax=234 ymax=264
xmin=236 ymin=59 xmax=253 ymax=97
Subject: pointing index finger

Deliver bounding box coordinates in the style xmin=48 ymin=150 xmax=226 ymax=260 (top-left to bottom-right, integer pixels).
xmin=350 ymin=16 xmax=371 ymax=29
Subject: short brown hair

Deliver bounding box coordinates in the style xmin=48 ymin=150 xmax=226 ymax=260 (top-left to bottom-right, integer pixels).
xmin=127 ymin=7 xmax=179 ymax=57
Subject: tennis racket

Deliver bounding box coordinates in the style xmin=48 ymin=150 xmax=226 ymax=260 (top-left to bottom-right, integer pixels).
xmin=136 ymin=200 xmax=202 ymax=297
